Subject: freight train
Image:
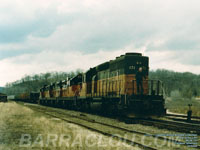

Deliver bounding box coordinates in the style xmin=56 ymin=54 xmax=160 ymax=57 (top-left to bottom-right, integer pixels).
xmin=38 ymin=53 xmax=166 ymax=116
xmin=14 ymin=92 xmax=40 ymax=103
xmin=0 ymin=93 xmax=7 ymax=102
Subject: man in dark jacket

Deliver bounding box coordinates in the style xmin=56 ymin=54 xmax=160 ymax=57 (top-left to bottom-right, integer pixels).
xmin=136 ymin=67 xmax=145 ymax=95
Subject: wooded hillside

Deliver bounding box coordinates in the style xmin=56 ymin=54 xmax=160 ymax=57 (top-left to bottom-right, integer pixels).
xmin=3 ymin=70 xmax=82 ymax=95
xmin=149 ymin=69 xmax=200 ymax=98
xmin=3 ymin=69 xmax=200 ymax=98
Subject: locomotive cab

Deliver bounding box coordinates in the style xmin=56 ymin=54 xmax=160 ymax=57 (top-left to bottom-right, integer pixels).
xmin=120 ymin=53 xmax=166 ymax=116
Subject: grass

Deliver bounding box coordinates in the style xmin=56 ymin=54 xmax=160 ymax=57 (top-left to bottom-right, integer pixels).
xmin=0 ymin=102 xmax=194 ymax=150
xmin=0 ymin=102 xmax=139 ymax=150
xmin=165 ymin=97 xmax=200 ymax=116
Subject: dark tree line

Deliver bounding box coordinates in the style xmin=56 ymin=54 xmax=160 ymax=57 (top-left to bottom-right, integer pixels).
xmin=4 ymin=69 xmax=83 ymax=95
xmin=149 ymin=69 xmax=200 ymax=98
xmin=3 ymin=68 xmax=200 ymax=98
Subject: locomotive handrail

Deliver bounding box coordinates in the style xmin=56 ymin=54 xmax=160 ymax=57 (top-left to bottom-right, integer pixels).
xmin=131 ymin=79 xmax=164 ymax=96
xmin=148 ymin=79 xmax=164 ymax=96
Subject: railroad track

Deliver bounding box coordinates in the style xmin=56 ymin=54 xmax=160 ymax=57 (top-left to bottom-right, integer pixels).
xmin=166 ymin=113 xmax=200 ymax=120
xmin=20 ymin=103 xmax=194 ymax=150
xmin=26 ymin=105 xmax=156 ymax=150
xmin=166 ymin=113 xmax=200 ymax=124
xmin=125 ymin=118 xmax=200 ymax=135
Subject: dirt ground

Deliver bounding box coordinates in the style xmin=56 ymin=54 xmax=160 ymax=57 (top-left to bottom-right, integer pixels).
xmin=0 ymin=102 xmax=140 ymax=150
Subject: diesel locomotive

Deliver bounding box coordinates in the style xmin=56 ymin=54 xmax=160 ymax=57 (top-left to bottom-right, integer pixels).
xmin=0 ymin=93 xmax=7 ymax=102
xmin=39 ymin=53 xmax=166 ymax=116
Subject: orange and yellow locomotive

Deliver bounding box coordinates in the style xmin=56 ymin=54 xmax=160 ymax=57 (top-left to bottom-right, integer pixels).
xmin=40 ymin=53 xmax=166 ymax=115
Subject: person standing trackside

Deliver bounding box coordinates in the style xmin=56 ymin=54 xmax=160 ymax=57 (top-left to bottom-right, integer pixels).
xmin=136 ymin=67 xmax=146 ymax=95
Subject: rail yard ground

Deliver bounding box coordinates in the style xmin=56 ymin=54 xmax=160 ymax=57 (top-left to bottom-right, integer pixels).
xmin=0 ymin=101 xmax=199 ymax=150
xmin=166 ymin=97 xmax=200 ymax=117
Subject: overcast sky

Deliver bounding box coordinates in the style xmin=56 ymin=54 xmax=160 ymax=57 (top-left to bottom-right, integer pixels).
xmin=0 ymin=0 xmax=200 ymax=86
